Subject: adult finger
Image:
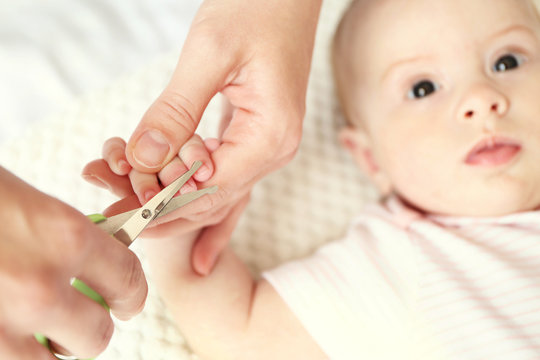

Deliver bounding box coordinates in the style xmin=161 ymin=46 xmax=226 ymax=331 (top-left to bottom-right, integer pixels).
xmin=191 ymin=194 xmax=250 ymax=275
xmin=36 ymin=288 xmax=114 ymax=359
xmin=125 ymin=26 xmax=237 ymax=173
xmin=75 ymin=222 xmax=148 ymax=321
xmin=102 ymin=137 xmax=131 ymax=176
xmin=102 ymin=194 xmax=140 ymax=218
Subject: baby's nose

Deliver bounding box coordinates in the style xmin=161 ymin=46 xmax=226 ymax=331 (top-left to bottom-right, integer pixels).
xmin=457 ymin=84 xmax=509 ymax=122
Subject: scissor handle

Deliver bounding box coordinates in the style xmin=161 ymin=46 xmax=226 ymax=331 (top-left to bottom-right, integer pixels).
xmin=36 ymin=214 xmax=110 ymax=360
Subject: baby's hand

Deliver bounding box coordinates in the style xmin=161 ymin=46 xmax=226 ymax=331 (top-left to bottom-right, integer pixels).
xmin=82 ymin=135 xmax=219 ymax=238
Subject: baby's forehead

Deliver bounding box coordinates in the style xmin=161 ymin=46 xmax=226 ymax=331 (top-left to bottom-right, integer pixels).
xmin=339 ymin=0 xmax=540 ymax=61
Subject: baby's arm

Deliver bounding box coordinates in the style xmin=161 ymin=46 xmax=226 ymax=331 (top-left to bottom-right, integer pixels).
xmin=144 ymin=224 xmax=326 ymax=360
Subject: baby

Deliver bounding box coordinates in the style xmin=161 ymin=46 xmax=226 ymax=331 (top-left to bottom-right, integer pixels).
xmin=84 ymin=0 xmax=540 ymax=358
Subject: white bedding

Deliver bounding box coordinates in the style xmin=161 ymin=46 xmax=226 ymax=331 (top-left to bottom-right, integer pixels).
xmin=0 ymin=0 xmax=377 ymax=358
xmin=0 ymin=0 xmax=200 ymax=143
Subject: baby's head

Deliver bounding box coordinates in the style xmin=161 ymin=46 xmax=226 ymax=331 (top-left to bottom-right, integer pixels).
xmin=333 ymin=0 xmax=540 ymax=217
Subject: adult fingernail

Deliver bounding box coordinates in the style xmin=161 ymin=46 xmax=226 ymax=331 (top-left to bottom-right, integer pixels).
xmin=133 ymin=130 xmax=170 ymax=168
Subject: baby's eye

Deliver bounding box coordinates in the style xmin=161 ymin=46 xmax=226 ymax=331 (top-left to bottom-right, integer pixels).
xmin=493 ymin=54 xmax=522 ymax=72
xmin=407 ymin=80 xmax=438 ymax=99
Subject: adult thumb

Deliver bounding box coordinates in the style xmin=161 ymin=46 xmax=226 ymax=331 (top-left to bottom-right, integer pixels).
xmin=126 ymin=40 xmax=232 ymax=173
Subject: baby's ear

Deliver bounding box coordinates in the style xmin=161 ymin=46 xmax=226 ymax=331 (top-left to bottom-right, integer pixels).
xmin=338 ymin=126 xmax=392 ymax=196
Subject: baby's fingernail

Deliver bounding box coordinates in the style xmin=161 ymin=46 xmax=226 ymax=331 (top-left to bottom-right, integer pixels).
xmin=194 ymin=165 xmax=211 ymax=182
xmin=82 ymin=175 xmax=108 ymax=190
xmin=117 ymin=160 xmax=131 ymax=174
xmin=180 ymin=179 xmax=197 ymax=195
xmin=133 ymin=130 xmax=170 ymax=168
xmin=144 ymin=190 xmax=157 ymax=203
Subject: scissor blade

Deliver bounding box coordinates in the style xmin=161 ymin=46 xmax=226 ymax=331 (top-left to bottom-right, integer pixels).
xmin=157 ymin=185 xmax=218 ymax=218
xmin=96 ymin=211 xmax=134 ymax=235
xmin=111 ymin=161 xmax=202 ymax=245
xmin=96 ymin=186 xmax=218 ymax=242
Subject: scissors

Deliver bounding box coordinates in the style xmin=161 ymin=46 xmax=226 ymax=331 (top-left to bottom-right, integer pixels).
xmin=36 ymin=161 xmax=217 ymax=360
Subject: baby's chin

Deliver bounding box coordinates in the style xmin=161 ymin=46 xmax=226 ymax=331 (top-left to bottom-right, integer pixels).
xmin=398 ymin=191 xmax=540 ymax=218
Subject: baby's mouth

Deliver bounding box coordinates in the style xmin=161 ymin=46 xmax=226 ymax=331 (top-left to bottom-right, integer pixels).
xmin=465 ymin=136 xmax=522 ymax=167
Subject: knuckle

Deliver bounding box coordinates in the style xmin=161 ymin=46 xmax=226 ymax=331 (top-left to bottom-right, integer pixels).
xmin=54 ymin=209 xmax=91 ymax=258
xmin=36 ymin=203 xmax=91 ymax=261
xmin=154 ymin=92 xmax=198 ymax=136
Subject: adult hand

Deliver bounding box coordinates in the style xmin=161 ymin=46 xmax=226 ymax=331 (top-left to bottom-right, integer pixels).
xmin=125 ymin=0 xmax=322 ymax=274
xmin=0 ymin=167 xmax=147 ymax=359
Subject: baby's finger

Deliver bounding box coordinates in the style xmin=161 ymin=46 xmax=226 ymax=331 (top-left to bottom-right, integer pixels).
xmin=158 ymin=157 xmax=197 ymax=194
xmin=102 ymin=137 xmax=131 ymax=176
xmin=129 ymin=170 xmax=161 ymax=205
xmin=204 ymin=137 xmax=220 ymax=153
xmin=178 ymin=134 xmax=214 ymax=183
xmin=82 ymin=159 xmax=134 ymax=198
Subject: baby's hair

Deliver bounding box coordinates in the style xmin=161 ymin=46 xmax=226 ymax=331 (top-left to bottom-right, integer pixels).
xmin=330 ymin=0 xmax=356 ymax=125
xmin=331 ymin=0 xmax=365 ymax=128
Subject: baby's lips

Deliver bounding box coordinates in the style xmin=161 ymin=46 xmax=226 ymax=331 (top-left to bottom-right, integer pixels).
xmin=464 ymin=136 xmax=522 ymax=166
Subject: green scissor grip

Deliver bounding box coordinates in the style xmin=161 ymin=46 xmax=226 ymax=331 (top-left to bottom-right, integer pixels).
xmin=36 ymin=214 xmax=110 ymax=360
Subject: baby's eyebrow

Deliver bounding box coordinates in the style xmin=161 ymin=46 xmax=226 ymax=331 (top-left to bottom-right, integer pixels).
xmin=381 ymin=25 xmax=537 ymax=82
xmin=486 ymin=24 xmax=536 ymax=43
xmin=381 ymin=55 xmax=433 ymax=82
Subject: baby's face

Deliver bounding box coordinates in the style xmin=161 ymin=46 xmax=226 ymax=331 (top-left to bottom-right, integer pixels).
xmin=346 ymin=0 xmax=540 ymax=216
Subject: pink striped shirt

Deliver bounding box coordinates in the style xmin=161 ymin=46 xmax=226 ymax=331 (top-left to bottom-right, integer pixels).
xmin=263 ymin=197 xmax=540 ymax=359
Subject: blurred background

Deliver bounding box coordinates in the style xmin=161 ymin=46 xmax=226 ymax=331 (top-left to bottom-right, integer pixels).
xmin=0 ymin=0 xmax=201 ymax=144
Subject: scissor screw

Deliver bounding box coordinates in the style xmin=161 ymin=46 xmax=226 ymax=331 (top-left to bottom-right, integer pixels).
xmin=141 ymin=209 xmax=152 ymax=219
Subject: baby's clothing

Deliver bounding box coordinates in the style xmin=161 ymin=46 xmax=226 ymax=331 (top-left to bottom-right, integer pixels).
xmin=263 ymin=197 xmax=540 ymax=360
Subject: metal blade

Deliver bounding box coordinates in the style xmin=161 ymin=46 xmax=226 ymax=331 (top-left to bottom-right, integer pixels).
xmin=96 ymin=186 xmax=218 ymax=241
